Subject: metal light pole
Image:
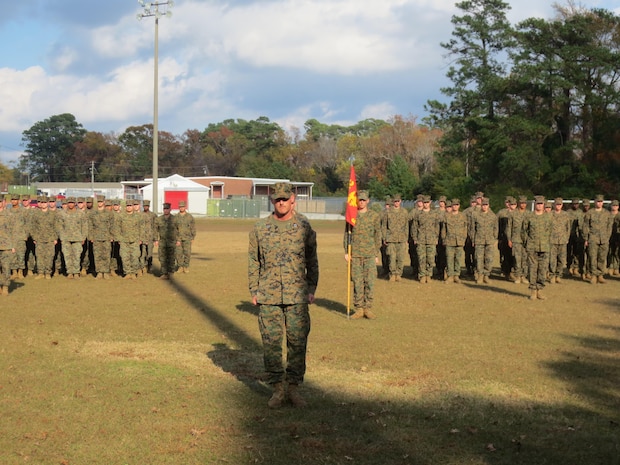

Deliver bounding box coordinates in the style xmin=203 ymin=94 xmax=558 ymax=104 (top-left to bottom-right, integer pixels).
xmin=137 ymin=0 xmax=173 ymax=214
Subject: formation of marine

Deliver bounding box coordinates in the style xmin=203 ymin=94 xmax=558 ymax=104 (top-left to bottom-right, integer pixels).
xmin=0 ymin=194 xmax=196 ymax=295
xmin=377 ymin=191 xmax=620 ymax=297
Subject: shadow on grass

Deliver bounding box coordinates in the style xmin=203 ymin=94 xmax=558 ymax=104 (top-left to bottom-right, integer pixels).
xmin=168 ymin=274 xmax=620 ymax=465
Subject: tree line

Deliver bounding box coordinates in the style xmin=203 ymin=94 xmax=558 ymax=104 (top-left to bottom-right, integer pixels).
xmin=7 ymin=1 xmax=620 ymax=202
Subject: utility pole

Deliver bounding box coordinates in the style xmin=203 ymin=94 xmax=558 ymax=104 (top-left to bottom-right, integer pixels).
xmin=137 ymin=0 xmax=173 ymax=214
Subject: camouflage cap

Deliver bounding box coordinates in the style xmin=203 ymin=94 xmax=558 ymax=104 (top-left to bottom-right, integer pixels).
xmin=11 ymin=193 xmax=19 ymax=200
xmin=416 ymin=194 xmax=424 ymax=202
xmin=113 ymin=199 xmax=120 ymax=205
xmin=77 ymin=197 xmax=85 ymax=203
xmin=357 ymin=190 xmax=369 ymax=201
xmin=445 ymin=199 xmax=452 ymax=207
xmin=48 ymin=196 xmax=56 ymax=202
xmin=423 ymin=195 xmax=431 ymax=202
xmin=179 ymin=200 xmax=186 ymax=207
xmin=451 ymin=198 xmax=460 ymax=206
xmin=67 ymin=196 xmax=76 ymax=203
xmin=545 ymin=200 xmax=553 ymax=208
xmin=509 ymin=196 xmax=517 ymax=205
xmin=518 ymin=195 xmax=528 ymax=203
xmin=534 ymin=195 xmax=545 ymax=204
xmin=470 ymin=195 xmax=477 ymax=203
xmin=595 ymin=194 xmax=604 ymax=201
xmin=86 ymin=197 xmax=93 ymax=203
xmin=438 ymin=195 xmax=447 ymax=203
xmin=21 ymin=194 xmax=30 ymax=201
xmin=392 ymin=193 xmax=402 ymax=201
xmin=270 ymin=182 xmax=293 ymax=200
xmin=481 ymin=197 xmax=490 ymax=205
xmin=475 ymin=191 xmax=484 ymax=198
xmin=384 ymin=195 xmax=392 ymax=204
xmin=96 ymin=195 xmax=105 ymax=202
xmin=572 ymin=197 xmax=580 ymax=204
xmin=104 ymin=199 xmax=112 ymax=206
xmin=40 ymin=196 xmax=48 ymax=203
xmin=611 ymin=200 xmax=619 ymax=207
xmin=143 ymin=199 xmax=150 ymax=206
xmin=554 ymin=197 xmax=563 ymax=205
xmin=163 ymin=202 xmax=171 ymax=209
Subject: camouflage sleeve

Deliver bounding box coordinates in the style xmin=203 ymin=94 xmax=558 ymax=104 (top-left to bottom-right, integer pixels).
xmin=304 ymin=224 xmax=319 ymax=295
xmin=248 ymin=226 xmax=260 ymax=297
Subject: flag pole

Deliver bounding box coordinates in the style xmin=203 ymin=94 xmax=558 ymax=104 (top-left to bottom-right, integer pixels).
xmin=344 ymin=157 xmax=357 ymax=321
xmin=347 ymin=223 xmax=352 ymax=319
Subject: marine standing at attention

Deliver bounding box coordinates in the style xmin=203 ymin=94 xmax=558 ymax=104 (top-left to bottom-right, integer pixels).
xmin=344 ymin=190 xmax=381 ymax=320
xmin=248 ymin=182 xmax=319 ymax=409
xmin=154 ymin=202 xmax=178 ymax=279
xmin=175 ymin=201 xmax=196 ymax=273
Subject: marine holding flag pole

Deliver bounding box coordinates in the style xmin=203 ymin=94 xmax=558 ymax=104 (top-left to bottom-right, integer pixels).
xmin=345 ymin=162 xmax=358 ymax=319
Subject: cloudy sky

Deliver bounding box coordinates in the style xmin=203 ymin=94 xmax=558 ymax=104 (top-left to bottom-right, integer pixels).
xmin=1 ymin=0 xmax=618 ymax=166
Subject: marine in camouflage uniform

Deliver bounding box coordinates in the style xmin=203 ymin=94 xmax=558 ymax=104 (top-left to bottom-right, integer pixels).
xmin=0 ymin=199 xmax=16 ymax=295
xmin=442 ymin=198 xmax=468 ymax=283
xmin=408 ymin=195 xmax=424 ymax=279
xmin=382 ymin=193 xmax=408 ymax=281
xmin=48 ymin=197 xmax=65 ymax=276
xmin=31 ymin=197 xmax=59 ymax=279
xmin=117 ymin=200 xmax=143 ymax=278
xmin=566 ymin=198 xmax=585 ymax=277
xmin=58 ymin=197 xmax=88 ymax=279
xmin=462 ymin=196 xmax=477 ymax=276
xmin=523 ymin=196 xmax=552 ymax=300
xmin=140 ymin=200 xmax=157 ymax=273
xmin=175 ymin=201 xmax=196 ymax=273
xmin=507 ymin=196 xmax=530 ymax=284
xmin=155 ymin=203 xmax=178 ymax=279
xmin=9 ymin=195 xmax=28 ymax=279
xmin=248 ymin=182 xmax=318 ymax=409
xmin=380 ymin=196 xmax=391 ymax=278
xmin=548 ymin=198 xmax=571 ymax=283
xmin=89 ymin=196 xmax=113 ymax=279
xmin=343 ymin=190 xmax=381 ymax=319
xmin=435 ymin=196 xmax=448 ymax=280
xmin=608 ymin=200 xmax=620 ymax=275
xmin=497 ymin=197 xmax=514 ymax=279
xmin=583 ymin=195 xmax=613 ymax=284
xmin=473 ymin=198 xmax=498 ymax=284
xmin=411 ymin=195 xmax=439 ymax=283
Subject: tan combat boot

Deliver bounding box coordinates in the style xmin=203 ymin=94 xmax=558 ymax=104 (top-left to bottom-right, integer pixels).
xmin=529 ymin=289 xmax=537 ymax=300
xmin=364 ymin=309 xmax=376 ymax=320
xmin=454 ymin=276 xmax=461 ymax=283
xmin=267 ymin=383 xmax=286 ymax=409
xmin=1 ymin=286 xmax=8 ymax=296
xmin=483 ymin=275 xmax=490 ymax=284
xmin=350 ymin=310 xmax=364 ymax=320
xmin=288 ymin=384 xmax=307 ymax=408
xmin=536 ymin=289 xmax=546 ymax=300
xmin=597 ymin=275 xmax=606 ymax=284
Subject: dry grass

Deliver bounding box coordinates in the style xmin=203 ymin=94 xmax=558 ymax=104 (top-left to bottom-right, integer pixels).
xmin=1 ymin=218 xmax=619 ymax=465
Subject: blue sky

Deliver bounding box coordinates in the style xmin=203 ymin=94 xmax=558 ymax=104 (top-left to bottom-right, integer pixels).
xmin=1 ymin=0 xmax=618 ymax=166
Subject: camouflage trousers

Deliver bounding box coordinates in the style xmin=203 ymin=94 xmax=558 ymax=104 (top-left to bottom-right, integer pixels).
xmin=64 ymin=241 xmax=83 ymax=275
xmin=567 ymin=237 xmax=585 ymax=273
xmin=175 ymin=240 xmax=192 ymax=268
xmin=446 ymin=245 xmax=464 ymax=277
xmin=0 ymin=249 xmax=12 ymax=286
xmin=587 ymin=242 xmax=608 ymax=277
xmin=258 ymin=303 xmax=311 ymax=386
xmin=140 ymin=243 xmax=152 ymax=270
xmin=386 ymin=242 xmax=407 ymax=278
xmin=92 ymin=240 xmax=111 ymax=273
xmin=609 ymin=238 xmax=620 ymax=271
xmin=36 ymin=241 xmax=55 ymax=275
xmin=158 ymin=243 xmax=177 ymax=275
xmin=511 ymin=242 xmax=527 ymax=278
xmin=528 ymin=251 xmax=549 ymax=290
xmin=549 ymin=243 xmax=567 ymax=278
xmin=11 ymin=240 xmax=27 ymax=270
xmin=498 ymin=240 xmax=513 ymax=276
xmin=120 ymin=241 xmax=141 ymax=275
xmin=25 ymin=238 xmax=36 ymax=273
xmin=464 ymin=238 xmax=475 ymax=274
xmin=475 ymin=243 xmax=494 ymax=277
xmin=350 ymin=256 xmax=377 ymax=310
xmin=416 ymin=243 xmax=436 ymax=278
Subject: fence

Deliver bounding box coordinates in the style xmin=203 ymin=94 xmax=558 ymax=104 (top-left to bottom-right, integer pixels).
xmin=206 ymin=196 xmax=348 ymax=218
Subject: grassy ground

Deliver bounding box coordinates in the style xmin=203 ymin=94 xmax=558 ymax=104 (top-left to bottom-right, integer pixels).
xmin=1 ymin=218 xmax=619 ymax=465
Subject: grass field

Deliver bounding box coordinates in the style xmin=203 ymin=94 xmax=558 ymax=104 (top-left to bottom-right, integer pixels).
xmin=1 ymin=218 xmax=619 ymax=465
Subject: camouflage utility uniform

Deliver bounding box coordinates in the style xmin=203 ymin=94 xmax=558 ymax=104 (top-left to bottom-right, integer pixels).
xmin=248 ymin=212 xmax=318 ymax=387
xmin=344 ymin=209 xmax=381 ymax=313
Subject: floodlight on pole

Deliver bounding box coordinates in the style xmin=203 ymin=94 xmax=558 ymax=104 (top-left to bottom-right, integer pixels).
xmin=137 ymin=0 xmax=173 ymax=214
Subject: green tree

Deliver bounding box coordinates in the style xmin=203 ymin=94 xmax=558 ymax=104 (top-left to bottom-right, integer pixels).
xmin=20 ymin=113 xmax=87 ymax=182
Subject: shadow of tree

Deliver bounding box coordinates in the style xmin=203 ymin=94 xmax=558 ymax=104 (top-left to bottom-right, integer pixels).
xmin=168 ymin=271 xmax=620 ymax=465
